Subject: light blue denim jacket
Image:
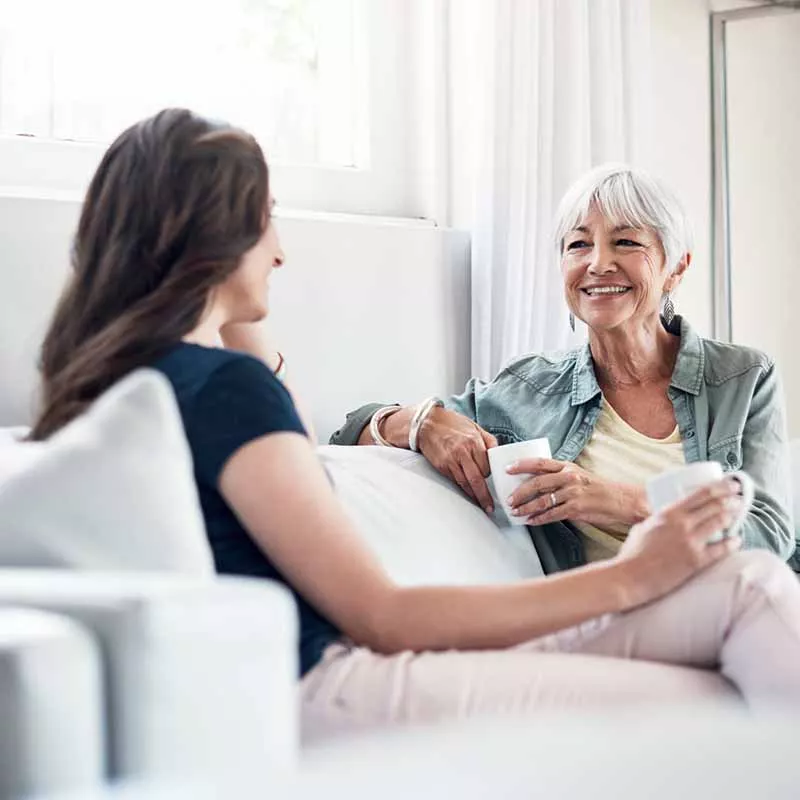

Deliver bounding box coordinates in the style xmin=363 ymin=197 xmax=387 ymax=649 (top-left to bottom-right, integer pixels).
xmin=330 ymin=317 xmax=796 ymax=572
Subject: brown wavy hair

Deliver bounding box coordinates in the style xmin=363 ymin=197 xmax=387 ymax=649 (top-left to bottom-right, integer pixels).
xmin=30 ymin=109 xmax=269 ymax=440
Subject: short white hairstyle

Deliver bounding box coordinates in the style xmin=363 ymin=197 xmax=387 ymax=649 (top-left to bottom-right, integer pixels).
xmin=554 ymin=163 xmax=693 ymax=272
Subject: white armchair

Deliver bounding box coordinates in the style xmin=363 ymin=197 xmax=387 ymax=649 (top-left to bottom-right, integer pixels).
xmin=0 ymin=608 xmax=103 ymax=798
xmin=0 ymin=572 xmax=298 ymax=798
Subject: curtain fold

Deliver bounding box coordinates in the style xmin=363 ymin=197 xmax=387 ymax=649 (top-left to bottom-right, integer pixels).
xmin=463 ymin=0 xmax=653 ymax=378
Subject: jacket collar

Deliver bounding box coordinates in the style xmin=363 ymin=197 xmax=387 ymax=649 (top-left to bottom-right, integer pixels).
xmin=570 ymin=315 xmax=704 ymax=407
xmin=667 ymin=316 xmax=705 ymax=396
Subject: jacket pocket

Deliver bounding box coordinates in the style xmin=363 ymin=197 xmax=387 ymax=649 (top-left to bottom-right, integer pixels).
xmin=491 ymin=428 xmax=522 ymax=446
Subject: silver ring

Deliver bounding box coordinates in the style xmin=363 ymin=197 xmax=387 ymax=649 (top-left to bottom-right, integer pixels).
xmin=549 ymin=492 xmax=558 ymax=509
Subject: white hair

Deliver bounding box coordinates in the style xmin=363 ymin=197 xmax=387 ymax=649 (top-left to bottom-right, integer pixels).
xmin=553 ymin=163 xmax=693 ymax=272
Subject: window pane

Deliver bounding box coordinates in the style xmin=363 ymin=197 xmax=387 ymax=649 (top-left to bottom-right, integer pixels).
xmin=0 ymin=0 xmax=364 ymax=167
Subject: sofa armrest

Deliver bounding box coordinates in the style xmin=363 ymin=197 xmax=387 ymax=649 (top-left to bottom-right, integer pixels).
xmin=0 ymin=571 xmax=298 ymax=784
xmin=0 ymin=608 xmax=104 ymax=798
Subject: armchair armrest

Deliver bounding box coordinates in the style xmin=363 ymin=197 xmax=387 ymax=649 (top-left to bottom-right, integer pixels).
xmin=0 ymin=608 xmax=104 ymax=798
xmin=0 ymin=571 xmax=298 ymax=784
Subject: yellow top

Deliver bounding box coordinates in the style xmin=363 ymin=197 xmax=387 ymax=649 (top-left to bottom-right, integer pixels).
xmin=573 ymin=398 xmax=686 ymax=562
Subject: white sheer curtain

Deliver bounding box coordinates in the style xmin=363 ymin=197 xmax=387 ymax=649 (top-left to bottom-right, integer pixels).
xmin=456 ymin=0 xmax=654 ymax=379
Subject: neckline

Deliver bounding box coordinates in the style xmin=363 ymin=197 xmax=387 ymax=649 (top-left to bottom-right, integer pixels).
xmin=601 ymin=397 xmax=681 ymax=445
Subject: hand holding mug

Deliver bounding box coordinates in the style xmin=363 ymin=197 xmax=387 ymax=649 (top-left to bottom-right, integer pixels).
xmin=646 ymin=462 xmax=754 ymax=543
xmin=617 ymin=476 xmax=746 ymax=606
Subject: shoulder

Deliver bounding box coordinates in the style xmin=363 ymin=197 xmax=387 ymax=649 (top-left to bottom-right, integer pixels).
xmin=701 ymin=338 xmax=775 ymax=386
xmin=495 ymin=348 xmax=582 ymax=396
xmin=154 ymin=343 xmax=284 ymax=401
xmin=153 ymin=344 xmax=305 ymax=484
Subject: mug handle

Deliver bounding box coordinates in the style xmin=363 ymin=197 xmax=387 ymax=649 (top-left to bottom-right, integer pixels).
xmin=725 ymin=470 xmax=754 ymax=537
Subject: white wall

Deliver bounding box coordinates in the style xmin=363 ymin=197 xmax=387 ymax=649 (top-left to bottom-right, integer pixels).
xmin=726 ymin=11 xmax=800 ymax=437
xmin=0 ymin=196 xmax=470 ymax=440
xmin=648 ymin=0 xmax=713 ymax=336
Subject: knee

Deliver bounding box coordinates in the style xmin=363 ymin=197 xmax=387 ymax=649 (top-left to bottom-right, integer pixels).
xmin=711 ymin=549 xmax=795 ymax=592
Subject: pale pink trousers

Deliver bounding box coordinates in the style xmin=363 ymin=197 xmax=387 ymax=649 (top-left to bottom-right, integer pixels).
xmin=301 ymin=551 xmax=800 ymax=742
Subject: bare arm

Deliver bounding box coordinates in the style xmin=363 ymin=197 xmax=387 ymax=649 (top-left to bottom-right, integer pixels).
xmin=220 ymin=432 xmax=740 ymax=655
xmin=220 ymin=322 xmax=318 ymax=444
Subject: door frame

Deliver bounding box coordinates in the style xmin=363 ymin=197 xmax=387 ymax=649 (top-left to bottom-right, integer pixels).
xmin=710 ymin=2 xmax=799 ymax=341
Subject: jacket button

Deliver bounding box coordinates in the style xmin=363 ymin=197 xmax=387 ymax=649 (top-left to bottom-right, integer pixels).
xmin=726 ymin=452 xmax=737 ymax=466
xmin=686 ymin=430 xmax=695 ymax=439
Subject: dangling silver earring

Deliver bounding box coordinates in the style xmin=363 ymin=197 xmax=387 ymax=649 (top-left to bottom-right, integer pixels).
xmin=569 ymin=312 xmax=575 ymax=332
xmin=661 ymin=292 xmax=675 ymax=325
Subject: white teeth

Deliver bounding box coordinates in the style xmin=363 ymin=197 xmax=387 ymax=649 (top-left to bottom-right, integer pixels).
xmin=586 ymin=286 xmax=629 ymax=295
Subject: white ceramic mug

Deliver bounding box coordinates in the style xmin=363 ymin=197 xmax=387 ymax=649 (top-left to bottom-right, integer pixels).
xmin=488 ymin=438 xmax=552 ymax=526
xmin=646 ymin=462 xmax=754 ymax=543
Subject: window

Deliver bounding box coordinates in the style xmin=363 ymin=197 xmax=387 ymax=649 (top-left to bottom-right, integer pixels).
xmin=0 ymin=0 xmax=421 ymax=217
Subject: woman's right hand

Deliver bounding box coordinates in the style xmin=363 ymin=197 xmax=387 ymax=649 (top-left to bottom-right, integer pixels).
xmin=417 ymin=407 xmax=498 ymax=514
xmin=616 ymin=478 xmax=743 ymax=608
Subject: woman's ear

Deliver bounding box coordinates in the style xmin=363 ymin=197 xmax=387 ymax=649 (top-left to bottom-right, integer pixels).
xmin=664 ymin=252 xmax=691 ymax=294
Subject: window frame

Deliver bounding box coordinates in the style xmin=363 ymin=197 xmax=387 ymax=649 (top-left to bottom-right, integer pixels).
xmin=0 ymin=0 xmax=429 ymax=218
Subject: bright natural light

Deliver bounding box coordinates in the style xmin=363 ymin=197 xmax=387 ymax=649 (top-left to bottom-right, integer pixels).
xmin=0 ymin=0 xmax=365 ymax=167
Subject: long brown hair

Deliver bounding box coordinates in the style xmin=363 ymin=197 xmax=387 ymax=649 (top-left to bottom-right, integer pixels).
xmin=30 ymin=109 xmax=269 ymax=440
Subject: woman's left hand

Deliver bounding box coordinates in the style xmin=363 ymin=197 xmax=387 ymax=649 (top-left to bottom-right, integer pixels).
xmin=506 ymin=458 xmax=649 ymax=528
xmin=220 ymin=320 xmax=281 ymax=370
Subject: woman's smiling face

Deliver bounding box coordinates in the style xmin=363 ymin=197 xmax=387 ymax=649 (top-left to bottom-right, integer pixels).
xmin=561 ymin=204 xmax=685 ymax=333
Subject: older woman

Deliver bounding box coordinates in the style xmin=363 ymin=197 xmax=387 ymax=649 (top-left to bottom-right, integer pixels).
xmin=332 ymin=164 xmax=796 ymax=571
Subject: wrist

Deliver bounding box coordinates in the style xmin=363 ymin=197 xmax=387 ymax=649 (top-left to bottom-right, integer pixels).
xmin=617 ymin=484 xmax=650 ymax=526
xmin=417 ymin=405 xmax=446 ymax=453
xmin=408 ymin=397 xmax=444 ymax=452
xmin=381 ymin=407 xmax=415 ymax=448
xmin=603 ymin=557 xmax=647 ymax=612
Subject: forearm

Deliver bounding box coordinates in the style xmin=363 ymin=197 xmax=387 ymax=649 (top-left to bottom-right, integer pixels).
xmin=370 ymin=559 xmax=638 ymax=655
xmin=616 ymin=483 xmax=650 ymax=527
xmin=328 ymin=404 xmax=384 ymax=445
xmin=227 ymin=434 xmax=646 ymax=659
xmin=333 ymin=374 xmax=483 ymax=447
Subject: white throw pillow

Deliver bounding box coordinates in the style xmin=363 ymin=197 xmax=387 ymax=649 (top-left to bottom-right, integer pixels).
xmin=0 ymin=370 xmax=213 ymax=574
xmin=318 ymin=445 xmax=543 ymax=585
xmin=0 ymin=427 xmax=29 ymax=447
xmin=0 ymin=427 xmax=36 ymax=485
